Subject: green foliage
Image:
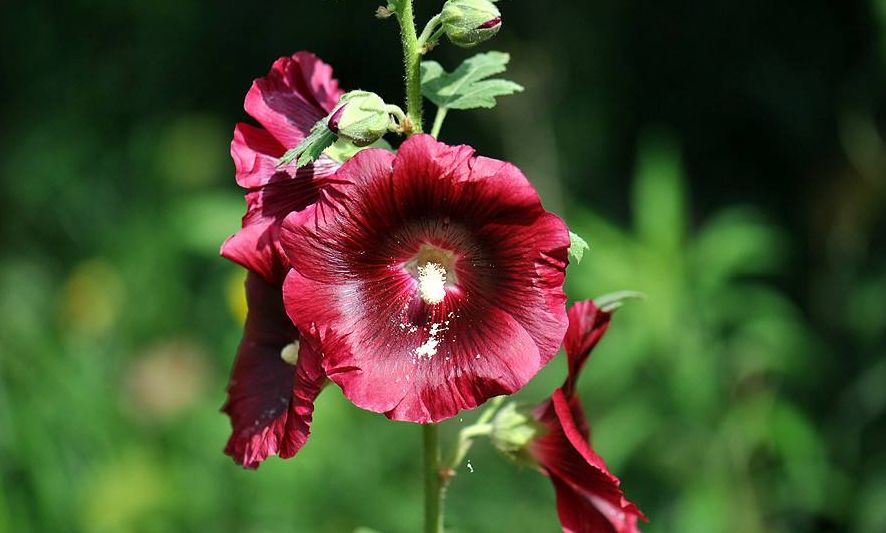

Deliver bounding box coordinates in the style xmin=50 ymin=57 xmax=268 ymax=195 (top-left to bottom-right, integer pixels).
xmin=595 ymin=290 xmax=645 ymax=313
xmin=0 ymin=2 xmax=883 ymax=533
xmin=565 ymin=132 xmax=842 ymax=533
xmin=567 ymin=230 xmax=589 ymax=264
xmin=421 ymin=52 xmax=523 ymax=111
xmin=279 ymin=120 xmax=337 ymax=168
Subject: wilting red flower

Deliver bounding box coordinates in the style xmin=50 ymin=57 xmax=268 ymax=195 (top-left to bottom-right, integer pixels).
xmin=280 ymin=134 xmax=570 ymax=423
xmin=221 ymin=51 xmax=344 ymax=283
xmin=223 ymin=273 xmax=326 ymax=468
xmin=530 ymin=300 xmax=646 ymax=532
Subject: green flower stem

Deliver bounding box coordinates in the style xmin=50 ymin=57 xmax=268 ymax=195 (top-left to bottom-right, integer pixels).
xmin=425 ymin=26 xmax=448 ymax=51
xmin=417 ymin=14 xmax=443 ymax=51
xmin=446 ymin=396 xmax=503 ymax=470
xmin=398 ymin=7 xmax=438 ymax=530
xmin=395 ymin=0 xmax=423 ymax=132
xmin=423 ymin=424 xmax=444 ymax=533
xmin=430 ymin=107 xmax=448 ymax=139
xmin=447 ymin=423 xmax=493 ymax=470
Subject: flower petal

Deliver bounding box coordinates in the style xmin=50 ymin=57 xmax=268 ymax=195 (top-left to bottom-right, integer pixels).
xmin=280 ymin=136 xmax=569 ymax=423
xmin=531 ymin=389 xmax=646 ymax=530
xmin=222 ymin=274 xmax=325 ymax=468
xmin=231 ymin=122 xmax=285 ymax=188
xmin=220 ymin=155 xmax=340 ymax=283
xmin=243 ymin=52 xmax=343 ymax=149
xmin=551 ymin=475 xmax=642 ymax=533
xmin=563 ymin=300 xmax=613 ymax=396
xmin=285 ymin=266 xmax=543 ymax=421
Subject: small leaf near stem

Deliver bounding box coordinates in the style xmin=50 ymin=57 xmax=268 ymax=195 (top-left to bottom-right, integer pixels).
xmin=568 ymin=231 xmax=590 ymax=264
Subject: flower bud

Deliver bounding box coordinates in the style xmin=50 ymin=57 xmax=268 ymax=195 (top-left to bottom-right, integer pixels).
xmin=327 ymin=91 xmax=391 ymax=147
xmin=489 ymin=402 xmax=543 ymax=465
xmin=440 ymin=0 xmax=502 ymax=48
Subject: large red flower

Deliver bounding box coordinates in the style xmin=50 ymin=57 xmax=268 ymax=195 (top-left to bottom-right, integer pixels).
xmin=530 ymin=300 xmax=646 ymax=532
xmin=280 ymin=134 xmax=570 ymax=423
xmin=222 ymin=273 xmax=326 ymax=468
xmin=221 ymin=51 xmax=344 ymax=283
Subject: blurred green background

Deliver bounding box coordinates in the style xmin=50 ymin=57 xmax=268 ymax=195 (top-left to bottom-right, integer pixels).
xmin=1 ymin=0 xmax=885 ymax=532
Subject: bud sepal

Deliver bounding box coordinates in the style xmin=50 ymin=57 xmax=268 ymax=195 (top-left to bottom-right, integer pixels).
xmin=489 ymin=401 xmax=546 ymax=466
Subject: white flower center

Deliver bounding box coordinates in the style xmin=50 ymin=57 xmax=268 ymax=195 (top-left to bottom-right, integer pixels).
xmin=417 ymin=262 xmax=447 ymax=305
xmin=280 ymin=341 xmax=300 ymax=365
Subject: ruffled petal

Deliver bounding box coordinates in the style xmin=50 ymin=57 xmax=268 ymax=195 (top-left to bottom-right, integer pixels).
xmin=279 ymin=136 xmax=569 ymax=423
xmin=220 ymin=155 xmax=340 ymax=283
xmin=231 ymin=122 xmax=286 ymax=188
xmin=562 ymin=300 xmax=613 ymax=396
xmin=243 ymin=52 xmax=343 ymax=149
xmin=531 ymin=389 xmax=646 ymax=531
xmin=222 ymin=274 xmax=326 ymax=468
xmin=551 ymin=475 xmax=635 ymax=533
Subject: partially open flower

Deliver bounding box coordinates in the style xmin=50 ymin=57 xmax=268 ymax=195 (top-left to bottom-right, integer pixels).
xmin=222 ymin=273 xmax=326 ymax=469
xmin=527 ymin=300 xmax=647 ymax=532
xmin=221 ymin=52 xmax=344 ymax=283
xmin=532 ymin=390 xmax=646 ymax=533
xmin=440 ymin=0 xmax=502 ymax=48
xmin=280 ymin=134 xmax=570 ymax=423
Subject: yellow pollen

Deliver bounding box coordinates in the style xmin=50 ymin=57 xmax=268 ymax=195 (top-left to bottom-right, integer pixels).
xmin=280 ymin=341 xmax=300 ymax=365
xmin=417 ymin=262 xmax=447 ymax=305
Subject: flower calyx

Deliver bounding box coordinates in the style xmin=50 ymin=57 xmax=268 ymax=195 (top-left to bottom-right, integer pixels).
xmin=490 ymin=401 xmax=545 ymax=465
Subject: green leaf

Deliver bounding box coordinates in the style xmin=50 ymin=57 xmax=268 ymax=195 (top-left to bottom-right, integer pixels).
xmin=594 ymin=290 xmax=646 ymax=313
xmin=278 ymin=120 xmax=337 ymax=168
xmin=421 ymin=51 xmax=523 ymax=111
xmin=568 ymin=231 xmax=589 ymax=264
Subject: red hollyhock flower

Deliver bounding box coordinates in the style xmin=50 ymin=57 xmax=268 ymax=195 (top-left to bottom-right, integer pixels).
xmin=221 ymin=51 xmax=344 ymax=283
xmin=280 ymin=134 xmax=570 ymax=423
xmin=530 ymin=300 xmax=647 ymax=532
xmin=222 ymin=273 xmax=326 ymax=468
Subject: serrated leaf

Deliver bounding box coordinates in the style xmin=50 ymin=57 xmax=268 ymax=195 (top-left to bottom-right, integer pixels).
xmin=278 ymin=120 xmax=337 ymax=168
xmin=421 ymin=51 xmax=523 ymax=111
xmin=568 ymin=231 xmax=589 ymax=264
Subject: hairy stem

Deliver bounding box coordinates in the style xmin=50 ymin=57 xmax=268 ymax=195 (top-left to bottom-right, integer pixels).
xmin=396 ymin=0 xmax=423 ymax=132
xmin=423 ymin=424 xmax=444 ymax=533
